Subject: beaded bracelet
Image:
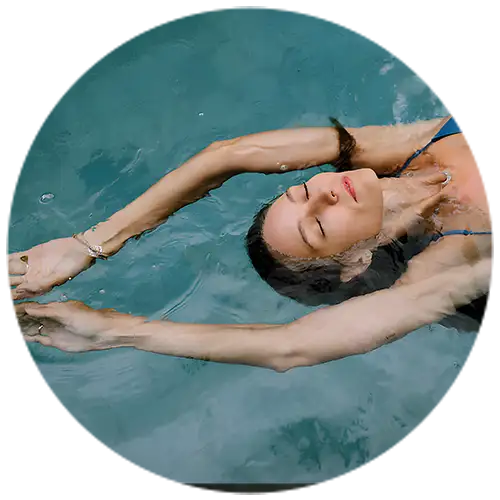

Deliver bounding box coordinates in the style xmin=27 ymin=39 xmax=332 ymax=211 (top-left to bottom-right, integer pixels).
xmin=72 ymin=233 xmax=109 ymax=260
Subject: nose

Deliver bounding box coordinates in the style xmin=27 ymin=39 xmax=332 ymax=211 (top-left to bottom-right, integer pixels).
xmin=307 ymin=186 xmax=338 ymax=213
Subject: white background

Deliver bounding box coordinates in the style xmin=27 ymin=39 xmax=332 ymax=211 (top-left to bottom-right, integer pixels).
xmin=0 ymin=0 xmax=498 ymax=500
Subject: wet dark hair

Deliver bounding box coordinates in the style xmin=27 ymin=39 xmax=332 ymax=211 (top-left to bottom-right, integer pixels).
xmin=244 ymin=117 xmax=429 ymax=306
xmin=245 ymin=117 xmax=488 ymax=322
xmin=245 ymin=200 xmax=428 ymax=306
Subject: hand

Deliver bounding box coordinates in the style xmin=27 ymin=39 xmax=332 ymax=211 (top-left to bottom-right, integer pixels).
xmin=9 ymin=237 xmax=96 ymax=300
xmin=380 ymin=174 xmax=449 ymax=243
xmin=16 ymin=300 xmax=140 ymax=352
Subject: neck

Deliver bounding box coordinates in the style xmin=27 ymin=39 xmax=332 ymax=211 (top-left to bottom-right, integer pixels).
xmin=377 ymin=173 xmax=447 ymax=239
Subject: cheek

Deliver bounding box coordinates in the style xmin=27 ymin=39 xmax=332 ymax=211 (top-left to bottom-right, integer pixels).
xmin=330 ymin=208 xmax=379 ymax=242
xmin=358 ymin=206 xmax=382 ymax=237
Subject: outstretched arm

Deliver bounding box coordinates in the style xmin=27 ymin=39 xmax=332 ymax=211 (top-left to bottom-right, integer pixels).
xmin=80 ymin=126 xmax=349 ymax=257
xmin=8 ymin=127 xmax=343 ymax=299
xmin=18 ymin=258 xmax=490 ymax=370
xmin=9 ymin=117 xmax=448 ymax=299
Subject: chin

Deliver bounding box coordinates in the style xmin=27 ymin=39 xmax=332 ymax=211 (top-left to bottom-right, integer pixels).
xmin=360 ymin=167 xmax=378 ymax=178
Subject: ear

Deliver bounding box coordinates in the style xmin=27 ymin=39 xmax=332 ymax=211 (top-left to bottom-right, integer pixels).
xmin=340 ymin=249 xmax=373 ymax=283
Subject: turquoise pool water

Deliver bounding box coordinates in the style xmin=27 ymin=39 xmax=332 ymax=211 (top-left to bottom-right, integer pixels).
xmin=9 ymin=9 xmax=477 ymax=484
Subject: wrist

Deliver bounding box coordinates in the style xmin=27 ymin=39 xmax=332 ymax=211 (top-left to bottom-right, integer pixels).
xmin=81 ymin=217 xmax=129 ymax=257
xmin=107 ymin=314 xmax=148 ymax=348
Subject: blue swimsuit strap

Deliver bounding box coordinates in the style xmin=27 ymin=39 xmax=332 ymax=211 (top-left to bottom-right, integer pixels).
xmin=391 ymin=118 xmax=490 ymax=242
xmin=431 ymin=229 xmax=492 ymax=242
xmin=395 ymin=117 xmax=461 ymax=177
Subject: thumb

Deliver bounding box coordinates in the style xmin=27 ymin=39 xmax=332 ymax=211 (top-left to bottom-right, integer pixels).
xmin=423 ymin=172 xmax=448 ymax=185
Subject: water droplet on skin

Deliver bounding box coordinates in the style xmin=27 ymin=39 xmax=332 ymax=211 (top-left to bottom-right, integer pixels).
xmin=280 ymin=164 xmax=289 ymax=171
xmin=39 ymin=193 xmax=55 ymax=204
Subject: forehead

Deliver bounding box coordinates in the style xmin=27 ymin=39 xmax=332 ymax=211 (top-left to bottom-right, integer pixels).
xmin=262 ymin=193 xmax=309 ymax=257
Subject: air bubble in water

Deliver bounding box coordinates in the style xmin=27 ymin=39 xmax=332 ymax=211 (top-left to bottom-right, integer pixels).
xmin=198 ymin=112 xmax=204 ymax=117
xmin=99 ymin=289 xmax=105 ymax=294
xmin=60 ymin=294 xmax=68 ymax=302
xmin=39 ymin=193 xmax=55 ymax=204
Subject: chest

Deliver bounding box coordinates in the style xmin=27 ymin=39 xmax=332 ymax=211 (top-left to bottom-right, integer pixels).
xmin=404 ymin=136 xmax=491 ymax=229
xmin=436 ymin=140 xmax=488 ymax=213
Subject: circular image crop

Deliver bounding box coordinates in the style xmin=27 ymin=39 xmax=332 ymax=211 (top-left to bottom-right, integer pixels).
xmin=6 ymin=7 xmax=495 ymax=486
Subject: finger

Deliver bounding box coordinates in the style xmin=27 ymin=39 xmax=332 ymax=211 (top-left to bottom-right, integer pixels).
xmin=423 ymin=172 xmax=448 ymax=185
xmin=14 ymin=302 xmax=28 ymax=316
xmin=11 ymin=286 xmax=34 ymax=301
xmin=11 ymin=281 xmax=49 ymax=301
xmin=19 ymin=321 xmax=44 ymax=337
xmin=418 ymin=191 xmax=447 ymax=218
xmin=11 ymin=288 xmax=25 ymax=301
xmin=8 ymin=255 xmax=28 ymax=275
xmin=23 ymin=334 xmax=53 ymax=347
xmin=24 ymin=302 xmax=65 ymax=322
xmin=10 ymin=276 xmax=24 ymax=287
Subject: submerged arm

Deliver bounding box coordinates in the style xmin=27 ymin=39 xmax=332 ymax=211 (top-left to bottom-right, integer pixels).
xmin=19 ymin=259 xmax=490 ymax=370
xmin=83 ymin=126 xmax=347 ymax=256
xmin=90 ymin=114 xmax=454 ymax=254
xmin=9 ymin=127 xmax=344 ymax=299
xmin=131 ymin=258 xmax=490 ymax=369
xmin=9 ymin=116 xmax=450 ymax=299
xmin=396 ymin=233 xmax=492 ymax=286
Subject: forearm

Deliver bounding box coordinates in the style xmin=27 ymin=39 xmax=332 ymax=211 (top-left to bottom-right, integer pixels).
xmin=81 ymin=144 xmax=236 ymax=256
xmin=77 ymin=117 xmax=448 ymax=256
xmin=81 ymin=127 xmax=343 ymax=256
xmin=116 ymin=319 xmax=290 ymax=371
xmin=344 ymin=117 xmax=447 ymax=174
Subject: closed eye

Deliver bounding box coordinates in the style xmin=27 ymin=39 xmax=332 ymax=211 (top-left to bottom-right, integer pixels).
xmin=303 ymin=182 xmax=309 ymax=200
xmin=316 ymin=218 xmax=325 ymax=237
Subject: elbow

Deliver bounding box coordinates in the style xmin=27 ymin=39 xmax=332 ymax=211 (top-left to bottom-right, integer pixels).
xmin=269 ymin=358 xmax=296 ymax=373
xmin=267 ymin=329 xmax=316 ymax=373
xmin=204 ymin=138 xmax=245 ymax=174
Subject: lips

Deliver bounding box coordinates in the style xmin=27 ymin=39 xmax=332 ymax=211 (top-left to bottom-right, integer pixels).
xmin=342 ymin=176 xmax=357 ymax=202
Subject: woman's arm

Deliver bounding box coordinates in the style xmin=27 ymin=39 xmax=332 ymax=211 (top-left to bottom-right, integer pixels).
xmin=343 ymin=116 xmax=449 ymax=174
xmin=18 ymin=258 xmax=490 ymax=370
xmin=9 ymin=117 xmax=449 ymax=299
xmin=81 ymin=126 xmax=347 ymax=256
xmin=127 ymin=258 xmax=491 ymax=370
xmin=37 ymin=118 xmax=452 ymax=257
xmin=9 ymin=126 xmax=347 ymax=299
xmin=395 ymin=233 xmax=492 ymax=287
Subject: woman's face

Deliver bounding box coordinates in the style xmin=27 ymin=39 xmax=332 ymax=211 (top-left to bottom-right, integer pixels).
xmin=262 ymin=170 xmax=384 ymax=258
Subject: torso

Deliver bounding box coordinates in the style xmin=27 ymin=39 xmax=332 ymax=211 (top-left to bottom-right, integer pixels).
xmin=388 ymin=128 xmax=496 ymax=335
xmin=403 ymin=133 xmax=495 ymax=254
